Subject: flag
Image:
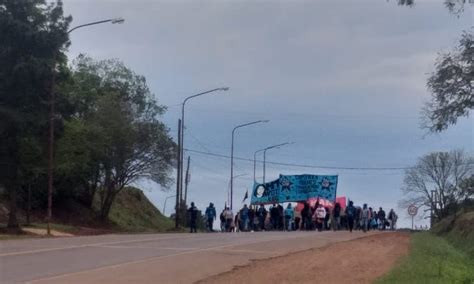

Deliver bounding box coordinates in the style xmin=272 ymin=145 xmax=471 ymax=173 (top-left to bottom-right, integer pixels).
xmin=242 ymin=190 xmax=248 ymax=202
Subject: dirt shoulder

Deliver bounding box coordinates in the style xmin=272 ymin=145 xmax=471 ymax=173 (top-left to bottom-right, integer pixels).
xmin=199 ymin=232 xmax=410 ymax=284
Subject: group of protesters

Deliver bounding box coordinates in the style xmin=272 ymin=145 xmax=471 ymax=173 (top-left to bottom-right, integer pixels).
xmin=194 ymin=200 xmax=398 ymax=233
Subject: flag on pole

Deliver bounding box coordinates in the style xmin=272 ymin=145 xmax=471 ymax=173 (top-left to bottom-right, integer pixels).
xmin=242 ymin=190 xmax=248 ymax=202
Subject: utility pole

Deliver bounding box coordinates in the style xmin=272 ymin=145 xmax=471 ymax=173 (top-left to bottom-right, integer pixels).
xmin=184 ymin=156 xmax=191 ymax=206
xmin=175 ymin=119 xmax=181 ymax=228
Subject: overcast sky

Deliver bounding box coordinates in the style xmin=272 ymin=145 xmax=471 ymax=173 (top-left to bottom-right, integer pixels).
xmin=64 ymin=0 xmax=472 ymax=228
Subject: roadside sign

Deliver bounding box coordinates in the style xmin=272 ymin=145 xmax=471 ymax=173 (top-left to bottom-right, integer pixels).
xmin=408 ymin=205 xmax=418 ymax=230
xmin=408 ymin=205 xmax=418 ymax=216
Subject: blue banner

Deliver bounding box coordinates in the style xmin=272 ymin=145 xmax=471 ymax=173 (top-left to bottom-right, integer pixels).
xmin=251 ymin=174 xmax=338 ymax=205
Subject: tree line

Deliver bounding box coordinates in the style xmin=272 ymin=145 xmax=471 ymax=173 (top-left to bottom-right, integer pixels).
xmin=0 ymin=1 xmax=176 ymax=228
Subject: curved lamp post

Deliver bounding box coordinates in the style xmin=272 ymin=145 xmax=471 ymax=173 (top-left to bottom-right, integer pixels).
xmin=262 ymin=142 xmax=293 ymax=183
xmin=230 ymin=120 xmax=269 ymax=210
xmin=177 ymin=88 xmax=229 ymax=220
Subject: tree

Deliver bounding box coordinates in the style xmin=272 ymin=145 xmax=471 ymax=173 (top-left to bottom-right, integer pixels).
xmin=57 ymin=56 xmax=176 ymax=221
xmin=393 ymin=0 xmax=473 ymax=132
xmin=400 ymin=150 xmax=474 ymax=222
xmin=0 ymin=0 xmax=71 ymax=227
xmin=423 ymin=31 xmax=474 ymax=132
xmin=396 ymin=0 xmax=469 ymax=15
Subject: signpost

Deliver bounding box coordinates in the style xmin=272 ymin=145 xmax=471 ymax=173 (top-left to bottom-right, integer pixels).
xmin=408 ymin=204 xmax=418 ymax=230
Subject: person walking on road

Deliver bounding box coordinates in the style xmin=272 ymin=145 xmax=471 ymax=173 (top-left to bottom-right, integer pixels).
xmin=302 ymin=202 xmax=311 ymax=231
xmin=284 ymin=204 xmax=294 ymax=231
xmin=360 ymin=204 xmax=370 ymax=233
xmin=219 ymin=209 xmax=226 ymax=232
xmin=378 ymin=207 xmax=386 ymax=231
xmin=240 ymin=204 xmax=249 ymax=231
xmin=332 ymin=202 xmax=341 ymax=231
xmin=294 ymin=206 xmax=301 ymax=230
xmin=277 ymin=204 xmax=284 ymax=230
xmin=345 ymin=201 xmax=356 ymax=233
xmin=257 ymin=204 xmax=267 ymax=231
xmin=270 ymin=204 xmax=279 ymax=230
xmin=313 ymin=204 xmax=326 ymax=232
xmin=388 ymin=209 xmax=398 ymax=231
xmin=223 ymin=207 xmax=233 ymax=232
xmin=205 ymin=203 xmax=216 ymax=232
xmin=187 ymin=202 xmax=198 ymax=233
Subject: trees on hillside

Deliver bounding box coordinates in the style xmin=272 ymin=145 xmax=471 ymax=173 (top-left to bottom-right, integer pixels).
xmin=0 ymin=2 xmax=175 ymax=225
xmin=400 ymin=150 xmax=474 ymax=222
xmin=57 ymin=56 xmax=176 ymax=221
xmin=0 ymin=0 xmax=71 ymax=228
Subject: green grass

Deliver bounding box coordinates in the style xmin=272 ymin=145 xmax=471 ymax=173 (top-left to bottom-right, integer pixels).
xmin=376 ymin=232 xmax=474 ymax=284
xmin=107 ymin=187 xmax=174 ymax=232
xmin=0 ymin=234 xmax=35 ymax=240
xmin=431 ymin=211 xmax=474 ymax=259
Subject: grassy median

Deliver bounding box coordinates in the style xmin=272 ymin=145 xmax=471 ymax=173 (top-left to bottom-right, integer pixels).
xmin=376 ymin=232 xmax=474 ymax=284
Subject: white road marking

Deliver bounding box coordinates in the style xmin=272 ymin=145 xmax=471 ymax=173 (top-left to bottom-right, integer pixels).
xmin=0 ymin=234 xmax=208 ymax=257
xmin=25 ymin=233 xmax=324 ymax=284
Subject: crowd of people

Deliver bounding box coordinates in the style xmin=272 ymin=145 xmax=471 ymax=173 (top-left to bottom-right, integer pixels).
xmin=191 ymin=200 xmax=398 ymax=233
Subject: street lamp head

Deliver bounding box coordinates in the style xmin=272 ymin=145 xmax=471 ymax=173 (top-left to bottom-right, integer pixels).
xmin=261 ymin=120 xmax=270 ymax=123
xmin=111 ymin=17 xmax=125 ymax=24
xmin=219 ymin=87 xmax=230 ymax=91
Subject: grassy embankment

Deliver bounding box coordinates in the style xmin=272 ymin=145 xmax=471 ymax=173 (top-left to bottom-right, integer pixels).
xmin=0 ymin=187 xmax=175 ymax=238
xmin=377 ymin=211 xmax=474 ymax=284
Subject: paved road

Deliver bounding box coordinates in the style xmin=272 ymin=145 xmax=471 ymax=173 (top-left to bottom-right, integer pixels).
xmin=0 ymin=231 xmax=375 ymax=283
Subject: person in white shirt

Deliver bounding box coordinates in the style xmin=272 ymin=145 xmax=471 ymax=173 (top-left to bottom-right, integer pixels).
xmin=313 ymin=204 xmax=326 ymax=232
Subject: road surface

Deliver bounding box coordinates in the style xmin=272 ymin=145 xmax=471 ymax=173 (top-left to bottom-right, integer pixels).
xmin=0 ymin=231 xmax=377 ymax=283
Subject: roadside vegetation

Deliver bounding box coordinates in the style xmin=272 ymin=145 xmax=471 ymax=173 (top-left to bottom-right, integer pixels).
xmin=377 ymin=208 xmax=474 ymax=284
xmin=0 ymin=1 xmax=176 ymax=232
xmin=0 ymin=187 xmax=175 ymax=237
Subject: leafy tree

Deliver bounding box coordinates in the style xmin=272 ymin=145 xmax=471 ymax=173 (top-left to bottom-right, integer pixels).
xmin=423 ymin=31 xmax=473 ymax=132
xmin=400 ymin=150 xmax=474 ymax=222
xmin=0 ymin=0 xmax=71 ymax=227
xmin=393 ymin=1 xmax=473 ymax=131
xmin=57 ymin=56 xmax=176 ymax=221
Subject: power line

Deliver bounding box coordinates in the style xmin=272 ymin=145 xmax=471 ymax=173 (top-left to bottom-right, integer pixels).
xmin=184 ymin=148 xmax=412 ymax=171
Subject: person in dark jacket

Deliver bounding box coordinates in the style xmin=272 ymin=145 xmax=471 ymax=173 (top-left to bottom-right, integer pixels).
xmin=301 ymin=202 xmax=311 ymax=230
xmin=277 ymin=204 xmax=284 ymax=230
xmin=333 ymin=202 xmax=341 ymax=231
xmin=270 ymin=204 xmax=279 ymax=230
xmin=248 ymin=206 xmax=255 ymax=231
xmin=188 ymin=202 xmax=198 ymax=233
xmin=345 ymin=201 xmax=356 ymax=233
xmin=257 ymin=204 xmax=267 ymax=231
xmin=205 ymin=203 xmax=216 ymax=232
xmin=378 ymin=207 xmax=386 ymax=231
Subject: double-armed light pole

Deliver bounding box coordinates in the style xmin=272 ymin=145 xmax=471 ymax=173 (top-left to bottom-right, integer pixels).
xmin=176 ymin=87 xmax=229 ymax=226
xmin=230 ymin=120 xmax=269 ymax=210
xmin=47 ymin=17 xmax=125 ymax=235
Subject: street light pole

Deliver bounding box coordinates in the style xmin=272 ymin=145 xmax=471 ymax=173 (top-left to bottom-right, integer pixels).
xmin=261 ymin=142 xmax=292 ymax=184
xmin=227 ymin=173 xmax=247 ymax=206
xmin=253 ymin=149 xmax=266 ymax=183
xmin=46 ymin=18 xmax=125 ymax=235
xmin=230 ymin=120 xmax=269 ymax=210
xmin=179 ymin=87 xmax=228 ymax=212
xmin=163 ymin=195 xmax=177 ymax=216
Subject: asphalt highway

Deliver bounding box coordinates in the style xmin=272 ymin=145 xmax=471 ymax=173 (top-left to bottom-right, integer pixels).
xmin=0 ymin=231 xmax=374 ymax=283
